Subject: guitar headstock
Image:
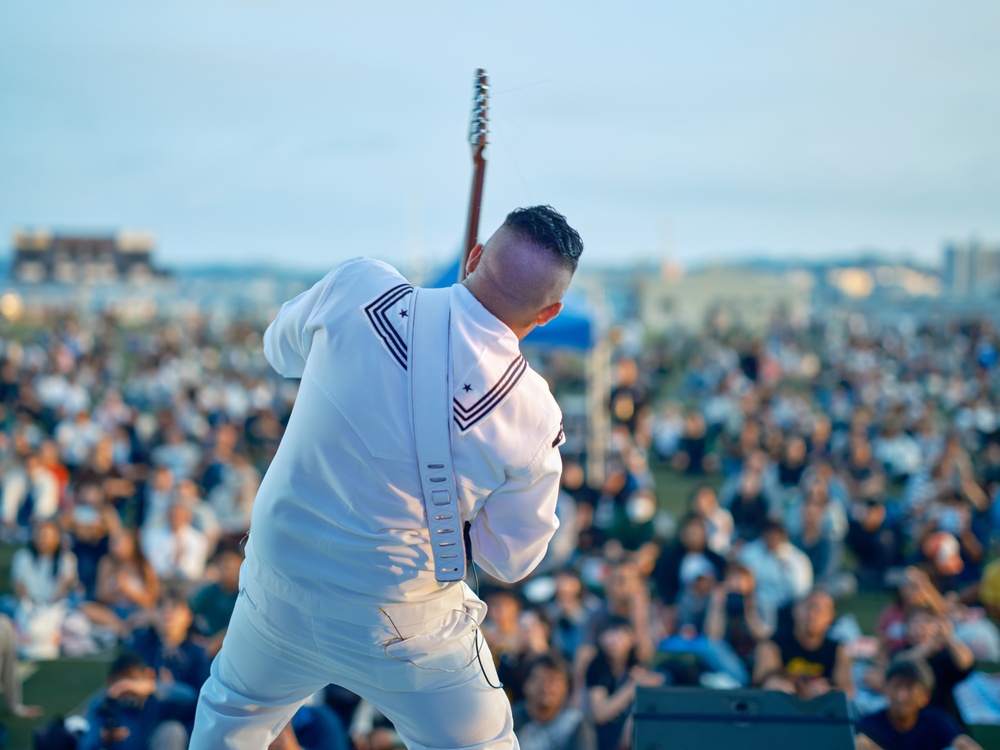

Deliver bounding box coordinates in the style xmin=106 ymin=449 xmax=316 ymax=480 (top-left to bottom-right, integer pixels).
xmin=469 ymin=68 xmax=489 ymax=164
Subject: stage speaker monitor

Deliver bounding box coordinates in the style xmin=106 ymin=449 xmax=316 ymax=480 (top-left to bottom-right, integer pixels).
xmin=633 ymin=687 xmax=854 ymax=750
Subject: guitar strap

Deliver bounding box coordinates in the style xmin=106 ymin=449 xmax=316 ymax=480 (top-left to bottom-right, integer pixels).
xmin=407 ymin=286 xmax=467 ymax=583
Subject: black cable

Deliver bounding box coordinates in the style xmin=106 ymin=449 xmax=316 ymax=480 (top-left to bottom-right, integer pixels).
xmin=471 ymin=562 xmax=503 ymax=690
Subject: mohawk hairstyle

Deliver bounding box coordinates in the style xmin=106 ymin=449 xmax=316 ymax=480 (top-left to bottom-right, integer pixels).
xmin=503 ymin=205 xmax=583 ymax=272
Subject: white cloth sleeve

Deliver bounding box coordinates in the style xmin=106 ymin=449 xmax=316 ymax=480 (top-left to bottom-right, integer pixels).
xmin=179 ymin=532 xmax=209 ymax=582
xmin=783 ymin=546 xmax=814 ymax=599
xmin=262 ymin=267 xmax=342 ymax=378
xmin=9 ymin=549 xmax=28 ymax=592
xmin=468 ymin=426 xmax=563 ymax=584
xmin=58 ymin=551 xmax=79 ymax=589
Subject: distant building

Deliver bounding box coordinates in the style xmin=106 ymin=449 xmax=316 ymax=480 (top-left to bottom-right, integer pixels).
xmin=11 ymin=229 xmax=162 ymax=283
xmin=944 ymin=240 xmax=1000 ymax=297
xmin=638 ymin=267 xmax=812 ymax=333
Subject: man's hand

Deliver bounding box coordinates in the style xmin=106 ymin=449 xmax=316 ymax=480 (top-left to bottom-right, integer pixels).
xmin=107 ymin=676 xmax=156 ymax=700
xmin=101 ymin=727 xmax=131 ymax=745
xmin=953 ymin=734 xmax=984 ymax=750
xmin=10 ymin=703 xmax=43 ymax=719
xmin=628 ymin=666 xmax=665 ymax=688
xmin=799 ymin=676 xmax=832 ymax=699
xmin=854 ymin=734 xmax=883 ymax=750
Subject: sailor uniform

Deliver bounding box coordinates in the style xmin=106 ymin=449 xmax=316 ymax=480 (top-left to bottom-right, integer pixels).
xmin=192 ymin=258 xmax=565 ymax=749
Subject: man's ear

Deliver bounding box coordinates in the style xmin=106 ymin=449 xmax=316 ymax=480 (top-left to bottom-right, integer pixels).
xmin=465 ymin=244 xmax=484 ymax=276
xmin=535 ymin=301 xmax=563 ymax=328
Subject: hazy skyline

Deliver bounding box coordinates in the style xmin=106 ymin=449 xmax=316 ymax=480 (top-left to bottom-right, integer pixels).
xmin=1 ymin=0 xmax=998 ymax=272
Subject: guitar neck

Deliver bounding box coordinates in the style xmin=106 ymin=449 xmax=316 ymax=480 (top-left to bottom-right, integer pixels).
xmin=460 ymin=156 xmax=486 ymax=281
xmin=459 ymin=69 xmax=489 ymax=282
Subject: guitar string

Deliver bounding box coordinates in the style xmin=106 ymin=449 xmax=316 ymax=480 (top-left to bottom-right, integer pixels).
xmin=491 ymin=79 xmax=556 ymax=96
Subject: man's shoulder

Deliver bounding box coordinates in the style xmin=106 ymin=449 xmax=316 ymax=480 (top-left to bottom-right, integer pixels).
xmin=739 ymin=539 xmax=767 ymax=562
xmin=859 ymin=706 xmax=962 ymax=745
xmin=916 ymin=705 xmax=963 ymax=737
xmin=141 ymin=523 xmax=167 ymax=542
xmin=307 ymin=257 xmax=410 ymax=316
xmin=856 ymin=708 xmax=892 ymax=735
xmin=190 ymin=581 xmax=223 ymax=602
xmin=518 ymin=363 xmax=563 ymax=423
xmin=452 ymin=346 xmax=562 ymax=450
xmin=781 ymin=541 xmax=812 ymax=565
xmin=153 ymin=679 xmax=199 ymax=706
xmin=328 ymin=257 xmax=408 ymax=294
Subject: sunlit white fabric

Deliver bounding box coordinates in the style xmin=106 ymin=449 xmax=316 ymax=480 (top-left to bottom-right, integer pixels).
xmin=246 ymin=257 xmax=564 ymax=610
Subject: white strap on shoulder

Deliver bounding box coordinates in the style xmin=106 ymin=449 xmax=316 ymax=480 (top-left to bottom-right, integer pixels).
xmin=407 ymin=286 xmax=467 ymax=582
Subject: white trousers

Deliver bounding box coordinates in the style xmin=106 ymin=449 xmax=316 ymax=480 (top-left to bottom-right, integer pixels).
xmin=190 ymin=568 xmax=517 ymax=750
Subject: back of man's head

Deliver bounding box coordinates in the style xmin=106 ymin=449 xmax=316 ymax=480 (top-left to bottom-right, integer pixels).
xmin=108 ymin=650 xmax=149 ymax=682
xmin=467 ymin=205 xmax=583 ymax=335
xmin=502 ymin=205 xmax=583 ymax=273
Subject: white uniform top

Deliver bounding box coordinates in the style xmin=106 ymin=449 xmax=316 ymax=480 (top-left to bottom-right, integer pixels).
xmin=246 ymin=258 xmax=564 ymax=614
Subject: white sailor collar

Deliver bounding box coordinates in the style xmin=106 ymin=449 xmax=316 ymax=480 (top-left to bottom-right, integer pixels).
xmin=360 ymin=278 xmax=528 ymax=435
xmin=450 ymin=284 xmax=526 ymax=434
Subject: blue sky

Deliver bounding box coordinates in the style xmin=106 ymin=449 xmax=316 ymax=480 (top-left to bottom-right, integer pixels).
xmin=1 ymin=0 xmax=998 ymax=271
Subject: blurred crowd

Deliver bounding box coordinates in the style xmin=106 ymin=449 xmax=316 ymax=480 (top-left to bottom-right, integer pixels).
xmin=1 ymin=307 xmax=999 ymax=749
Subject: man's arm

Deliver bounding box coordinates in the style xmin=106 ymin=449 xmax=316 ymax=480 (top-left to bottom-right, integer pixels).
xmin=940 ymin=616 xmax=975 ymax=672
xmin=263 ymin=266 xmax=346 ymax=378
xmin=467 ymin=429 xmax=562 ymax=583
xmin=854 ymin=733 xmax=883 ymax=750
xmin=782 ymin=545 xmax=814 ymax=600
xmin=953 ymin=734 xmax=985 ymax=750
xmin=832 ymin=642 xmax=855 ymax=698
xmin=752 ymin=640 xmax=782 ymax=686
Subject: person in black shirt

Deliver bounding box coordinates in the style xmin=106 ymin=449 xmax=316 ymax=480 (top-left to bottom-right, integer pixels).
xmin=704 ymin=562 xmax=772 ymax=668
xmin=890 ymin=607 xmax=974 ymax=725
xmin=128 ymin=589 xmax=211 ymax=692
xmin=753 ymin=589 xmax=853 ymax=699
xmin=652 ymin=515 xmax=727 ymax=632
xmin=729 ymin=469 xmax=772 ymax=543
xmin=608 ymin=358 xmax=649 ymax=441
xmin=77 ymin=650 xmax=198 ymax=750
xmin=672 ymin=412 xmax=709 ymax=476
xmin=585 ymin=616 xmax=664 ymax=750
xmin=778 ymin=435 xmax=809 ymax=490
xmin=841 ymin=436 xmax=886 ymax=502
xmin=857 ymin=658 xmax=982 ymax=750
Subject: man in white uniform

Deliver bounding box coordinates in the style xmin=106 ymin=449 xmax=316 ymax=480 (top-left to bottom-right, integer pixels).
xmin=191 ymin=206 xmax=583 ymax=749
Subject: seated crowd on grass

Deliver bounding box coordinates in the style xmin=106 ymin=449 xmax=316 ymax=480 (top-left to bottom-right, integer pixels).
xmin=1 ymin=308 xmax=999 ymax=749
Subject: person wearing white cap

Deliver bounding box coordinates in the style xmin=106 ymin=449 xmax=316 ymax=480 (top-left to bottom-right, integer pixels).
xmin=191 ymin=206 xmax=583 ymax=749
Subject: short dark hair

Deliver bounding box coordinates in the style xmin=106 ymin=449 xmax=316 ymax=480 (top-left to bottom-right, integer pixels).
xmin=109 ymin=650 xmax=149 ymax=680
xmin=211 ymin=543 xmax=245 ymax=564
xmin=885 ymin=657 xmax=935 ymax=692
xmin=158 ymin=586 xmax=190 ymax=608
xmin=595 ymin=614 xmax=634 ymax=639
xmin=762 ymin=520 xmax=787 ymax=538
xmin=524 ymin=651 xmax=571 ymax=683
xmin=680 ymin=513 xmax=706 ymax=531
xmin=504 ymin=205 xmax=583 ymax=272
